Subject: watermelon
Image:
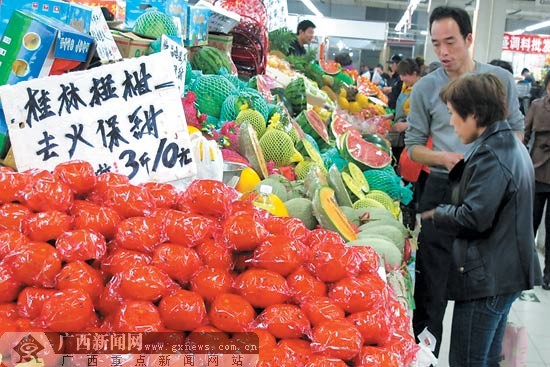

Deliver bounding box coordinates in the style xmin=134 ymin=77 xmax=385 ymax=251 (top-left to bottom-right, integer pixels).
xmin=191 ymin=46 xmax=232 ymax=75
xmin=340 ymin=131 xmax=391 ymax=170
xmin=330 ymin=115 xmax=360 ymax=141
xmin=362 ymin=133 xmax=391 ymax=155
xmin=284 ymin=78 xmax=307 ymax=116
xmin=295 ymin=110 xmax=331 ymax=148
xmin=320 ymin=60 xmax=342 ymax=75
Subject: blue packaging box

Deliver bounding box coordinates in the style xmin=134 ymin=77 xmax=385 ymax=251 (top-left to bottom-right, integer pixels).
xmin=185 ymin=5 xmax=209 ymax=47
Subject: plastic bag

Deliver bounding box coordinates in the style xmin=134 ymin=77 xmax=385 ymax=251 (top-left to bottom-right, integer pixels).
xmin=54 ymin=160 xmax=97 ymax=195
xmin=22 ymin=170 xmax=74 ymax=213
xmin=223 ymin=211 xmax=270 ymax=251
xmin=0 ymin=229 xmax=28 ymax=258
xmin=263 ymin=216 xmax=309 ymax=243
xmin=301 ymin=297 xmax=345 ymax=327
xmin=501 ymin=322 xmax=528 ymax=367
xmin=112 ymin=301 xmax=164 ymax=332
xmin=158 ymin=289 xmax=207 ymax=331
xmin=354 ymin=345 xmax=400 ymax=367
xmin=3 ymin=242 xmax=62 ymax=288
xmin=287 ymin=267 xmax=327 ymax=304
xmin=140 ymin=181 xmax=179 ymax=209
xmin=352 ymin=245 xmax=381 ymax=275
xmin=16 ymin=287 xmax=56 ymax=318
xmin=209 ymin=293 xmax=256 ymax=332
xmin=249 ymin=235 xmax=308 ymax=276
xmin=234 ymin=268 xmax=291 ymax=308
xmin=0 ymin=263 xmax=22 ymax=303
xmin=0 ymin=169 xmax=28 ymax=203
xmin=184 ymin=179 xmax=238 ymax=217
xmin=23 ymin=210 xmax=72 ymax=242
xmin=190 ymin=267 xmax=234 ymax=303
xmin=255 ymin=304 xmax=310 ymax=339
xmin=152 ymin=243 xmax=203 ymax=284
xmin=162 ymin=209 xmax=216 ymax=246
xmin=34 ymin=288 xmax=96 ymax=331
xmin=195 ymin=238 xmax=233 ymax=271
xmin=307 ymin=237 xmax=359 ymax=282
xmin=114 ymin=216 xmax=164 ymax=254
xmin=347 ymin=308 xmax=393 ymax=345
xmin=55 ymin=229 xmax=107 ymax=262
xmin=100 ymin=183 xmax=156 ymax=218
xmin=310 ymin=320 xmax=362 ymax=360
xmin=189 ymin=133 xmax=224 ymax=181
xmin=115 ymin=265 xmax=179 ymax=302
xmin=382 ymin=330 xmax=421 ymax=367
xmin=329 ymin=274 xmax=387 ymax=313
xmin=0 ymin=203 xmax=32 ymax=232
xmin=56 ymin=261 xmax=104 ymax=302
xmin=100 ymin=248 xmax=152 ymax=276
xmin=71 ymin=200 xmax=122 ymax=240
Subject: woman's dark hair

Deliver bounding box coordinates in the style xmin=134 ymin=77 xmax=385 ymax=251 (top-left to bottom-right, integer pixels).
xmin=429 ymin=6 xmax=472 ymax=39
xmin=397 ymin=58 xmax=420 ymax=76
xmin=440 ymin=73 xmax=507 ymax=127
xmin=335 ymin=53 xmax=353 ymax=67
xmin=489 ymin=59 xmax=513 ymax=74
xmin=297 ymin=20 xmax=316 ymax=34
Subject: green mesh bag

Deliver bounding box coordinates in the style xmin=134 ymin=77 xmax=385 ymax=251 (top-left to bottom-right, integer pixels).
xmin=133 ymin=8 xmax=178 ymax=39
xmin=303 ymin=134 xmax=320 ymax=152
xmin=185 ymin=61 xmax=193 ymax=85
xmin=190 ymin=75 xmax=237 ymax=118
xmin=220 ymin=95 xmax=240 ymax=122
xmin=238 ymin=88 xmax=269 ymax=121
xmin=363 ymin=168 xmax=413 ymax=205
xmin=321 ymin=147 xmax=347 ymax=172
xmin=225 ymin=74 xmax=248 ymax=91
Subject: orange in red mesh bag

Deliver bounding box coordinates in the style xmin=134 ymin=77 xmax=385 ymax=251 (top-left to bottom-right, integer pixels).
xmin=263 ymin=216 xmax=309 ymax=243
xmin=184 ymin=179 xmax=238 ymax=217
xmin=278 ymin=338 xmax=313 ymax=365
xmin=101 ymin=248 xmax=152 ymax=276
xmin=4 ymin=241 xmax=61 ymax=288
xmin=54 ymin=160 xmax=97 ymax=195
xmin=0 ymin=203 xmax=32 ymax=232
xmin=162 ymin=209 xmax=216 ymax=247
xmin=209 ymin=293 xmax=255 ymax=332
xmin=235 ymin=268 xmax=291 ymax=308
xmin=301 ymin=296 xmax=345 ymax=327
xmin=354 ymin=346 xmax=401 ymax=367
xmin=56 ymin=260 xmax=104 ymax=302
xmin=159 ymin=289 xmax=207 ymax=331
xmin=195 ymin=237 xmax=233 ymax=271
xmin=190 ymin=267 xmax=234 ymax=303
xmin=347 ymin=308 xmax=394 ymax=346
xmin=310 ymin=320 xmax=363 ymax=361
xmin=56 ymin=229 xmax=107 ymax=262
xmin=114 ymin=216 xmax=163 ymax=254
xmin=223 ymin=210 xmax=270 ymax=251
xmin=0 ymin=168 xmax=28 ymax=203
xmin=249 ymin=235 xmax=309 ymax=277
xmin=256 ymin=304 xmax=310 ymax=339
xmin=116 ymin=265 xmax=179 ymax=302
xmin=112 ymin=300 xmax=164 ymax=332
xmin=16 ymin=287 xmax=56 ymax=318
xmin=72 ymin=200 xmax=121 ymax=240
xmin=21 ymin=170 xmax=74 ymax=212
xmin=329 ymin=274 xmax=387 ymax=314
xmin=34 ymin=288 xmax=95 ymax=331
xmin=23 ymin=210 xmax=72 ymax=242
xmin=152 ymin=243 xmax=203 ymax=284
xmin=0 ymin=229 xmax=27 ymax=257
xmin=100 ymin=183 xmax=156 ymax=218
xmin=352 ymin=245 xmax=381 ymax=275
xmin=97 ymin=278 xmax=125 ymax=316
xmin=286 ymin=266 xmax=327 ymax=304
xmin=381 ymin=330 xmax=420 ymax=367
xmin=0 ymin=262 xmax=22 ymax=303
xmin=307 ymin=237 xmax=359 ymax=282
xmin=139 ymin=181 xmax=179 ymax=209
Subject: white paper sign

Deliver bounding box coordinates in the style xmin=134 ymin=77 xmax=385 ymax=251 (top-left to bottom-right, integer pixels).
xmin=160 ymin=35 xmax=187 ymax=96
xmin=89 ymin=6 xmax=122 ymax=62
xmin=0 ymin=52 xmax=196 ymax=184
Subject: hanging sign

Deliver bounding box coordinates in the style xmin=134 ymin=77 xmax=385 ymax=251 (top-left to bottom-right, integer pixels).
xmin=502 ymin=33 xmax=550 ymax=54
xmin=0 ymin=51 xmax=196 ymax=184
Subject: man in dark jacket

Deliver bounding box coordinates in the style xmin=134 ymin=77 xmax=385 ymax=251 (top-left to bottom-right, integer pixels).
xmin=288 ymin=20 xmax=316 ymax=56
xmin=384 ymin=53 xmax=403 ymax=109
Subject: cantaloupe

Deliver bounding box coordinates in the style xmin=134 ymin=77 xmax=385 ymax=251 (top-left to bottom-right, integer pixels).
xmin=312 ymin=186 xmax=357 ymax=242
xmin=347 ymin=238 xmax=402 ymax=269
xmin=357 ymin=225 xmax=405 ymax=252
xmin=285 ymin=198 xmax=318 ymax=229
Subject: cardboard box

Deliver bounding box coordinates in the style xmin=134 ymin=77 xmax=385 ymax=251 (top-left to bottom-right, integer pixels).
xmin=70 ymin=0 xmax=125 ymax=22
xmin=0 ymin=10 xmax=94 ymax=85
xmin=112 ymin=30 xmax=154 ymax=58
xmin=185 ymin=5 xmax=209 ymax=47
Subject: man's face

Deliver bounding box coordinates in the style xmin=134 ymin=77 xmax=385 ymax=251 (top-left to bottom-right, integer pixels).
xmin=430 ymin=17 xmax=472 ymax=74
xmin=299 ymin=27 xmax=315 ymax=44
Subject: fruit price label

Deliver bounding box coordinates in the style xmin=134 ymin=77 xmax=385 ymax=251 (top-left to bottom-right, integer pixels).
xmin=0 ymin=51 xmax=196 ymax=184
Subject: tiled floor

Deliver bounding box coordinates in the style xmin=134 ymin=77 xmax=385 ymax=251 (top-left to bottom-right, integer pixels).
xmin=437 ymin=254 xmax=550 ymax=366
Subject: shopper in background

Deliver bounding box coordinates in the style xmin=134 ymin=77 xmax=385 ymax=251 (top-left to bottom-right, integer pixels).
xmin=289 ymin=20 xmax=316 ymax=56
xmin=383 ymin=54 xmax=403 ymax=109
xmin=422 ymin=73 xmax=540 ymax=367
xmin=524 ymin=72 xmax=550 ymax=291
xmin=334 ymin=52 xmax=355 ymax=71
xmin=489 ymin=59 xmax=513 ymax=75
xmin=404 ymin=6 xmax=524 ymax=357
xmin=415 ymin=56 xmax=427 ymax=76
xmin=522 ymin=67 xmax=536 ymax=84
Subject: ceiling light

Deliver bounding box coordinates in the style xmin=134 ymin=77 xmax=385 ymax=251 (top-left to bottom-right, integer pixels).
xmin=420 ymin=30 xmax=428 ymax=36
xmin=300 ymin=0 xmax=323 ymax=17
xmin=525 ymin=20 xmax=550 ymax=32
xmin=395 ymin=0 xmax=422 ymax=32
xmin=509 ymin=29 xmax=524 ymax=35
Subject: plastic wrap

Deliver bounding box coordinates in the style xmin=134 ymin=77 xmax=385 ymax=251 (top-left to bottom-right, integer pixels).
xmin=152 ymin=243 xmax=203 ymax=284
xmin=278 ymin=338 xmax=312 ymax=365
xmin=306 ymin=239 xmax=359 ymax=283
xmin=116 ymin=265 xmax=179 ymax=302
xmin=162 ymin=209 xmax=215 ymax=247
xmin=347 ymin=308 xmax=393 ymax=346
xmin=352 ymin=245 xmax=381 ymax=275
xmin=56 ymin=229 xmax=107 ymax=262
xmin=3 ymin=242 xmax=61 ymax=288
xmin=0 ymin=263 xmax=23 ymax=303
xmin=195 ymin=238 xmax=233 ymax=271
xmin=34 ymin=288 xmax=95 ymax=331
xmin=234 ymin=269 xmax=291 ymax=308
xmin=56 ymin=261 xmax=104 ymax=301
xmin=384 ymin=291 xmax=412 ymax=332
xmin=223 ymin=211 xmax=270 ymax=251
xmin=92 ymin=172 xmax=130 ymax=193
xmin=256 ymin=304 xmax=310 ymax=339
xmin=354 ymin=346 xmax=400 ymax=367
xmin=100 ymin=248 xmax=152 ymax=276
xmin=101 ymin=183 xmax=157 ymax=218
xmin=16 ymin=287 xmax=56 ymax=318
xmin=254 ymin=329 xmax=277 ymax=351
xmin=310 ymin=320 xmax=363 ymax=361
xmin=190 ymin=267 xmax=234 ymax=303
xmin=304 ymin=355 xmax=348 ymax=367
xmin=158 ymin=289 xmax=207 ymax=331
xmin=183 ymin=179 xmax=238 ymax=217
xmin=329 ymin=274 xmax=387 ymax=314
xmin=71 ymin=200 xmax=121 ymax=240
xmin=54 ymin=160 xmax=97 ymax=195
xmin=0 ymin=169 xmax=28 ymax=203
xmin=263 ymin=216 xmax=309 ymax=244
xmin=308 ymin=228 xmax=346 ymax=247
xmin=249 ymin=236 xmax=308 ymax=276
xmin=114 ymin=216 xmax=163 ymax=254
xmin=0 ymin=303 xmax=18 ymax=320
xmin=286 ymin=266 xmax=327 ymax=304
xmin=257 ymin=346 xmax=298 ymax=367
xmin=0 ymin=229 xmax=28 ymax=258
xmin=23 ymin=210 xmax=73 ymax=242
xmin=112 ymin=301 xmax=163 ymax=332
xmin=0 ymin=203 xmax=32 ymax=232
xmin=382 ymin=330 xmax=420 ymax=367
xmin=208 ymin=293 xmax=255 ymax=332
xmin=22 ymin=170 xmax=74 ymax=212
xmin=300 ymin=296 xmax=345 ymax=327
xmin=97 ymin=278 xmax=125 ymax=316
xmin=140 ymin=181 xmax=179 ymax=209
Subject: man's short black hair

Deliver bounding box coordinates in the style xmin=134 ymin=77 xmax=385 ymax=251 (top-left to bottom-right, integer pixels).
xmin=429 ymin=6 xmax=472 ymax=39
xmin=489 ymin=59 xmax=513 ymax=75
xmin=521 ymin=68 xmax=529 ymax=75
xmin=297 ymin=20 xmax=316 ymax=34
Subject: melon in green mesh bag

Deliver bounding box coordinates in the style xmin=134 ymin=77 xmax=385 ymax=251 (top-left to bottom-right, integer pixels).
xmin=190 ymin=75 xmax=237 ymax=118
xmin=259 ymin=128 xmax=303 ymax=167
xmin=363 ymin=168 xmax=413 ymax=205
xmin=133 ymin=8 xmax=178 ymax=39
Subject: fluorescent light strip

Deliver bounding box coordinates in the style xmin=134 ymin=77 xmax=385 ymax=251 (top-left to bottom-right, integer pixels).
xmin=525 ymin=20 xmax=550 ymax=32
xmin=395 ymin=0 xmax=421 ymax=32
xmin=300 ymin=0 xmax=323 ymax=17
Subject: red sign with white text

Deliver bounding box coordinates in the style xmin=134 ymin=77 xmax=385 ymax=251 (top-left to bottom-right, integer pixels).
xmin=502 ymin=33 xmax=550 ymax=54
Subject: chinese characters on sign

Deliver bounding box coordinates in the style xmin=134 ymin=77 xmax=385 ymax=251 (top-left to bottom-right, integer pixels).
xmin=502 ymin=33 xmax=550 ymax=54
xmin=160 ymin=35 xmax=188 ymax=96
xmin=0 ymin=52 xmax=196 ymax=184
